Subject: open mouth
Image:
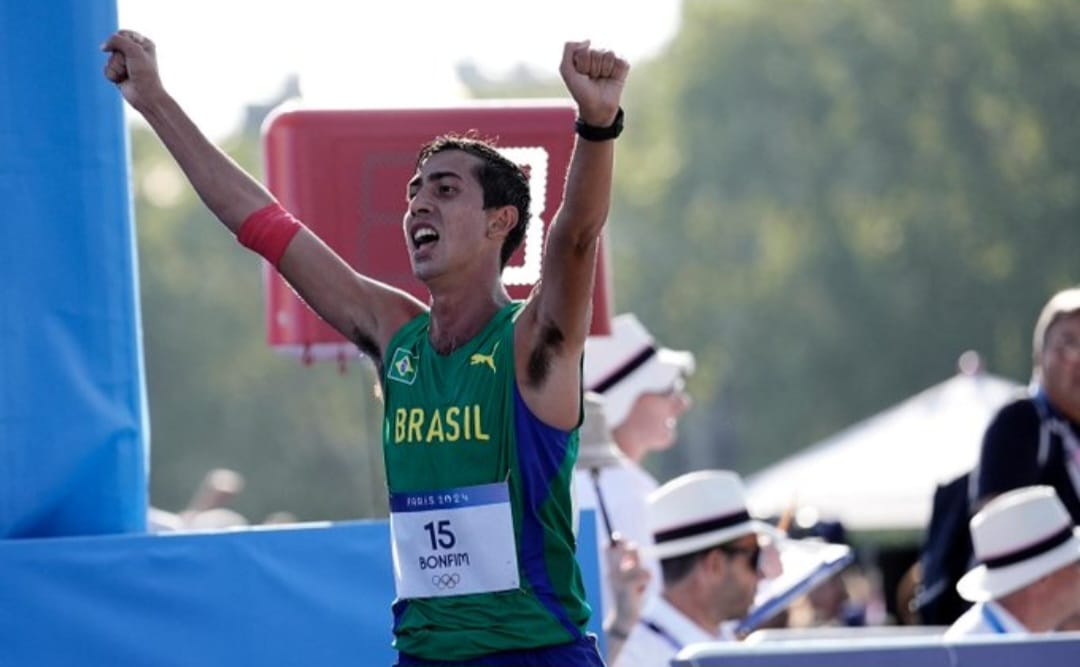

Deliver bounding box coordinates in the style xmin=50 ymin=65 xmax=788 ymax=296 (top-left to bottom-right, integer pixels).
xmin=411 ymin=226 xmax=439 ymax=250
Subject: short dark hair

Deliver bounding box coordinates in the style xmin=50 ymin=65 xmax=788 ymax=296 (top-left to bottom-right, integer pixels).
xmin=415 ymin=134 xmax=531 ymax=268
xmin=660 ymin=546 xmax=715 ymax=586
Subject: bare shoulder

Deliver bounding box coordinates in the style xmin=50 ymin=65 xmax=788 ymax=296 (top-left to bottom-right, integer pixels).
xmin=364 ymin=288 xmax=428 ymax=362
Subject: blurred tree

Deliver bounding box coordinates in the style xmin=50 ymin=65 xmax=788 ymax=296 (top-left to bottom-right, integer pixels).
xmin=132 ymin=123 xmax=387 ymax=523
xmin=610 ymin=0 xmax=1080 ymax=478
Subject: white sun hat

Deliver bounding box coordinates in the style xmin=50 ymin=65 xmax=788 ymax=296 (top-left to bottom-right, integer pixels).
xmin=647 ymin=470 xmax=777 ymax=560
xmin=956 ymin=485 xmax=1080 ymax=602
xmin=583 ymin=313 xmax=695 ymax=428
xmin=576 ymin=392 xmax=627 ymax=471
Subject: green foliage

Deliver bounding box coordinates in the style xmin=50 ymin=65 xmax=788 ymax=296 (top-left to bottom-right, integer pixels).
xmin=612 ymin=0 xmax=1080 ymax=477
xmin=131 ymin=128 xmax=387 ymax=523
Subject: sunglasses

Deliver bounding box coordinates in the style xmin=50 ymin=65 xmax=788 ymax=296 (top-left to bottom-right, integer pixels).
xmin=720 ymin=545 xmax=762 ymax=572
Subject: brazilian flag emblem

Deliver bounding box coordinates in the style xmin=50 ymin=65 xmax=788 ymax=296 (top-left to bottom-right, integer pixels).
xmin=388 ymin=348 xmax=418 ymax=385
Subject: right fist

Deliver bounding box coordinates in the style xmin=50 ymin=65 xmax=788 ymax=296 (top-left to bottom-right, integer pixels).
xmin=101 ymin=29 xmax=163 ymax=110
xmin=104 ymin=49 xmax=128 ymax=84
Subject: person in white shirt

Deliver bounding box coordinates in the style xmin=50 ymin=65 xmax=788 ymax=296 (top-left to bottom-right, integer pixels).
xmin=575 ymin=314 xmax=694 ymax=617
xmin=944 ymin=485 xmax=1080 ymax=639
xmin=574 ymin=393 xmax=653 ymax=662
xmin=615 ymin=470 xmax=772 ymax=667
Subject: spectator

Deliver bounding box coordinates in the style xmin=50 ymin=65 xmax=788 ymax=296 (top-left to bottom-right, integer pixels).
xmin=575 ymin=394 xmax=651 ymax=663
xmin=179 ymin=468 xmax=246 ymax=525
xmin=615 ymin=470 xmax=773 ymax=667
xmin=944 ymin=485 xmax=1080 ymax=639
xmin=148 ymin=468 xmax=256 ymax=532
xmin=974 ymin=288 xmax=1080 ymax=520
xmin=576 ymin=313 xmax=694 ymax=611
xmin=785 ymin=520 xmax=869 ymax=628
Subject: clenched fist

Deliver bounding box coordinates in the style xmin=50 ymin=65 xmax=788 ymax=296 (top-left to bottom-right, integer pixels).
xmin=101 ymin=30 xmax=165 ymax=111
xmin=559 ymin=41 xmax=630 ymax=128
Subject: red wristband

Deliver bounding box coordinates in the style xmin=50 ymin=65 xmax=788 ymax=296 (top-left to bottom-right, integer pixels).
xmin=236 ymin=202 xmax=303 ymax=267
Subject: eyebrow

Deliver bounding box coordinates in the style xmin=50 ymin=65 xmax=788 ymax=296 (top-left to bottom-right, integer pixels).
xmin=407 ymin=170 xmax=464 ymax=196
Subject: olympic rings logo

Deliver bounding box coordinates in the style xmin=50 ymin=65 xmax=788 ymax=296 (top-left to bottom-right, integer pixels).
xmin=432 ymin=573 xmax=461 ymax=590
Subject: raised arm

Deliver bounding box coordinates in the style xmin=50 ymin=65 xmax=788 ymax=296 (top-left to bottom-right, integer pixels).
xmin=102 ymin=30 xmax=422 ymax=363
xmin=516 ymin=41 xmax=629 ymax=427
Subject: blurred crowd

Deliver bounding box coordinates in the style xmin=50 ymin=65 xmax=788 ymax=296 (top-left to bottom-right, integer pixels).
xmin=575 ymin=289 xmax=1080 ymax=666
xmin=148 ymin=467 xmax=295 ymax=532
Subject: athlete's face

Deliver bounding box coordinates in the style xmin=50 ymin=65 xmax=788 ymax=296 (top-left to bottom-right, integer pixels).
xmin=1039 ymin=312 xmax=1080 ymax=422
xmin=404 ymin=150 xmax=493 ymax=283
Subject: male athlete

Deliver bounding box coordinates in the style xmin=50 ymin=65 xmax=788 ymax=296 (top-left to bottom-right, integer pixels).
xmin=104 ymin=28 xmax=628 ymax=666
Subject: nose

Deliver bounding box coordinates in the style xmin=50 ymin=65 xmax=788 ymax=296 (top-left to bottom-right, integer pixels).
xmin=672 ymin=389 xmax=692 ymax=415
xmin=410 ymin=193 xmax=433 ymax=217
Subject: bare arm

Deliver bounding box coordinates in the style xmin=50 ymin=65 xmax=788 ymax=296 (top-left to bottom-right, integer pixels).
xmin=102 ymin=30 xmax=422 ymax=360
xmin=516 ymin=41 xmax=629 ymax=428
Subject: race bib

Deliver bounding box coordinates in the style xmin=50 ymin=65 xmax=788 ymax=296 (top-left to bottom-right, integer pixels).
xmin=389 ymin=482 xmax=520 ymax=599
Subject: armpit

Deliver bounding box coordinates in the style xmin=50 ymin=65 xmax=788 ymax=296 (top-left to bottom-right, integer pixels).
xmin=525 ymin=321 xmax=566 ymax=388
xmin=351 ymin=326 xmax=381 ymax=364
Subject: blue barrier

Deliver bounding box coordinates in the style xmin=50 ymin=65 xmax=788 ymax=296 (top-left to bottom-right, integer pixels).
xmin=0 ymin=512 xmax=605 ymax=665
xmin=0 ymin=0 xmax=148 ymax=538
xmin=672 ymin=632 xmax=1080 ymax=667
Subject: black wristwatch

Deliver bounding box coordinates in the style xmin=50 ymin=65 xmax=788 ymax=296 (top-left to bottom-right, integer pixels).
xmin=575 ymin=107 xmax=624 ymax=142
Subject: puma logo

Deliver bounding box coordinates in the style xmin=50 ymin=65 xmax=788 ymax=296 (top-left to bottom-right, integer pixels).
xmin=469 ymin=342 xmax=499 ymax=373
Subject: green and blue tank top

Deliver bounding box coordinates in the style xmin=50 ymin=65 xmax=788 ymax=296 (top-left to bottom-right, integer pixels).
xmin=381 ymin=301 xmax=590 ymax=661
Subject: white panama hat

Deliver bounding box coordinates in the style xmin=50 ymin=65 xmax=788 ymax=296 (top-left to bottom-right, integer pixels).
xmin=957 ymin=485 xmax=1080 ymax=602
xmin=575 ymin=392 xmax=627 ymax=471
xmin=647 ymin=470 xmax=776 ymax=560
xmin=583 ymin=314 xmax=695 ymax=428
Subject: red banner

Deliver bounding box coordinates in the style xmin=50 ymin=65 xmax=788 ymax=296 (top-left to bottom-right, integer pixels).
xmin=262 ymin=104 xmax=612 ymax=363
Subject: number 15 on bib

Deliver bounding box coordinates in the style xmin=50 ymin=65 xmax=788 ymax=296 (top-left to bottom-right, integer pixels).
xmin=389 ymin=482 xmax=520 ymax=599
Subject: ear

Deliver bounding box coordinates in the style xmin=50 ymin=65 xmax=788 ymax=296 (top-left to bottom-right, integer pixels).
xmin=703 ymin=548 xmax=727 ymax=579
xmin=486 ymin=205 xmax=519 ymax=239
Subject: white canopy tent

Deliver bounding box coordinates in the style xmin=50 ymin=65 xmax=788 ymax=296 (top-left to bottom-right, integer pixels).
xmin=745 ymin=371 xmax=1024 ymax=532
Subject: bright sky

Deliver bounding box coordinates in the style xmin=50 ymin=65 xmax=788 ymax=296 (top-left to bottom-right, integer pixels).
xmin=116 ymin=0 xmax=683 ymax=140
